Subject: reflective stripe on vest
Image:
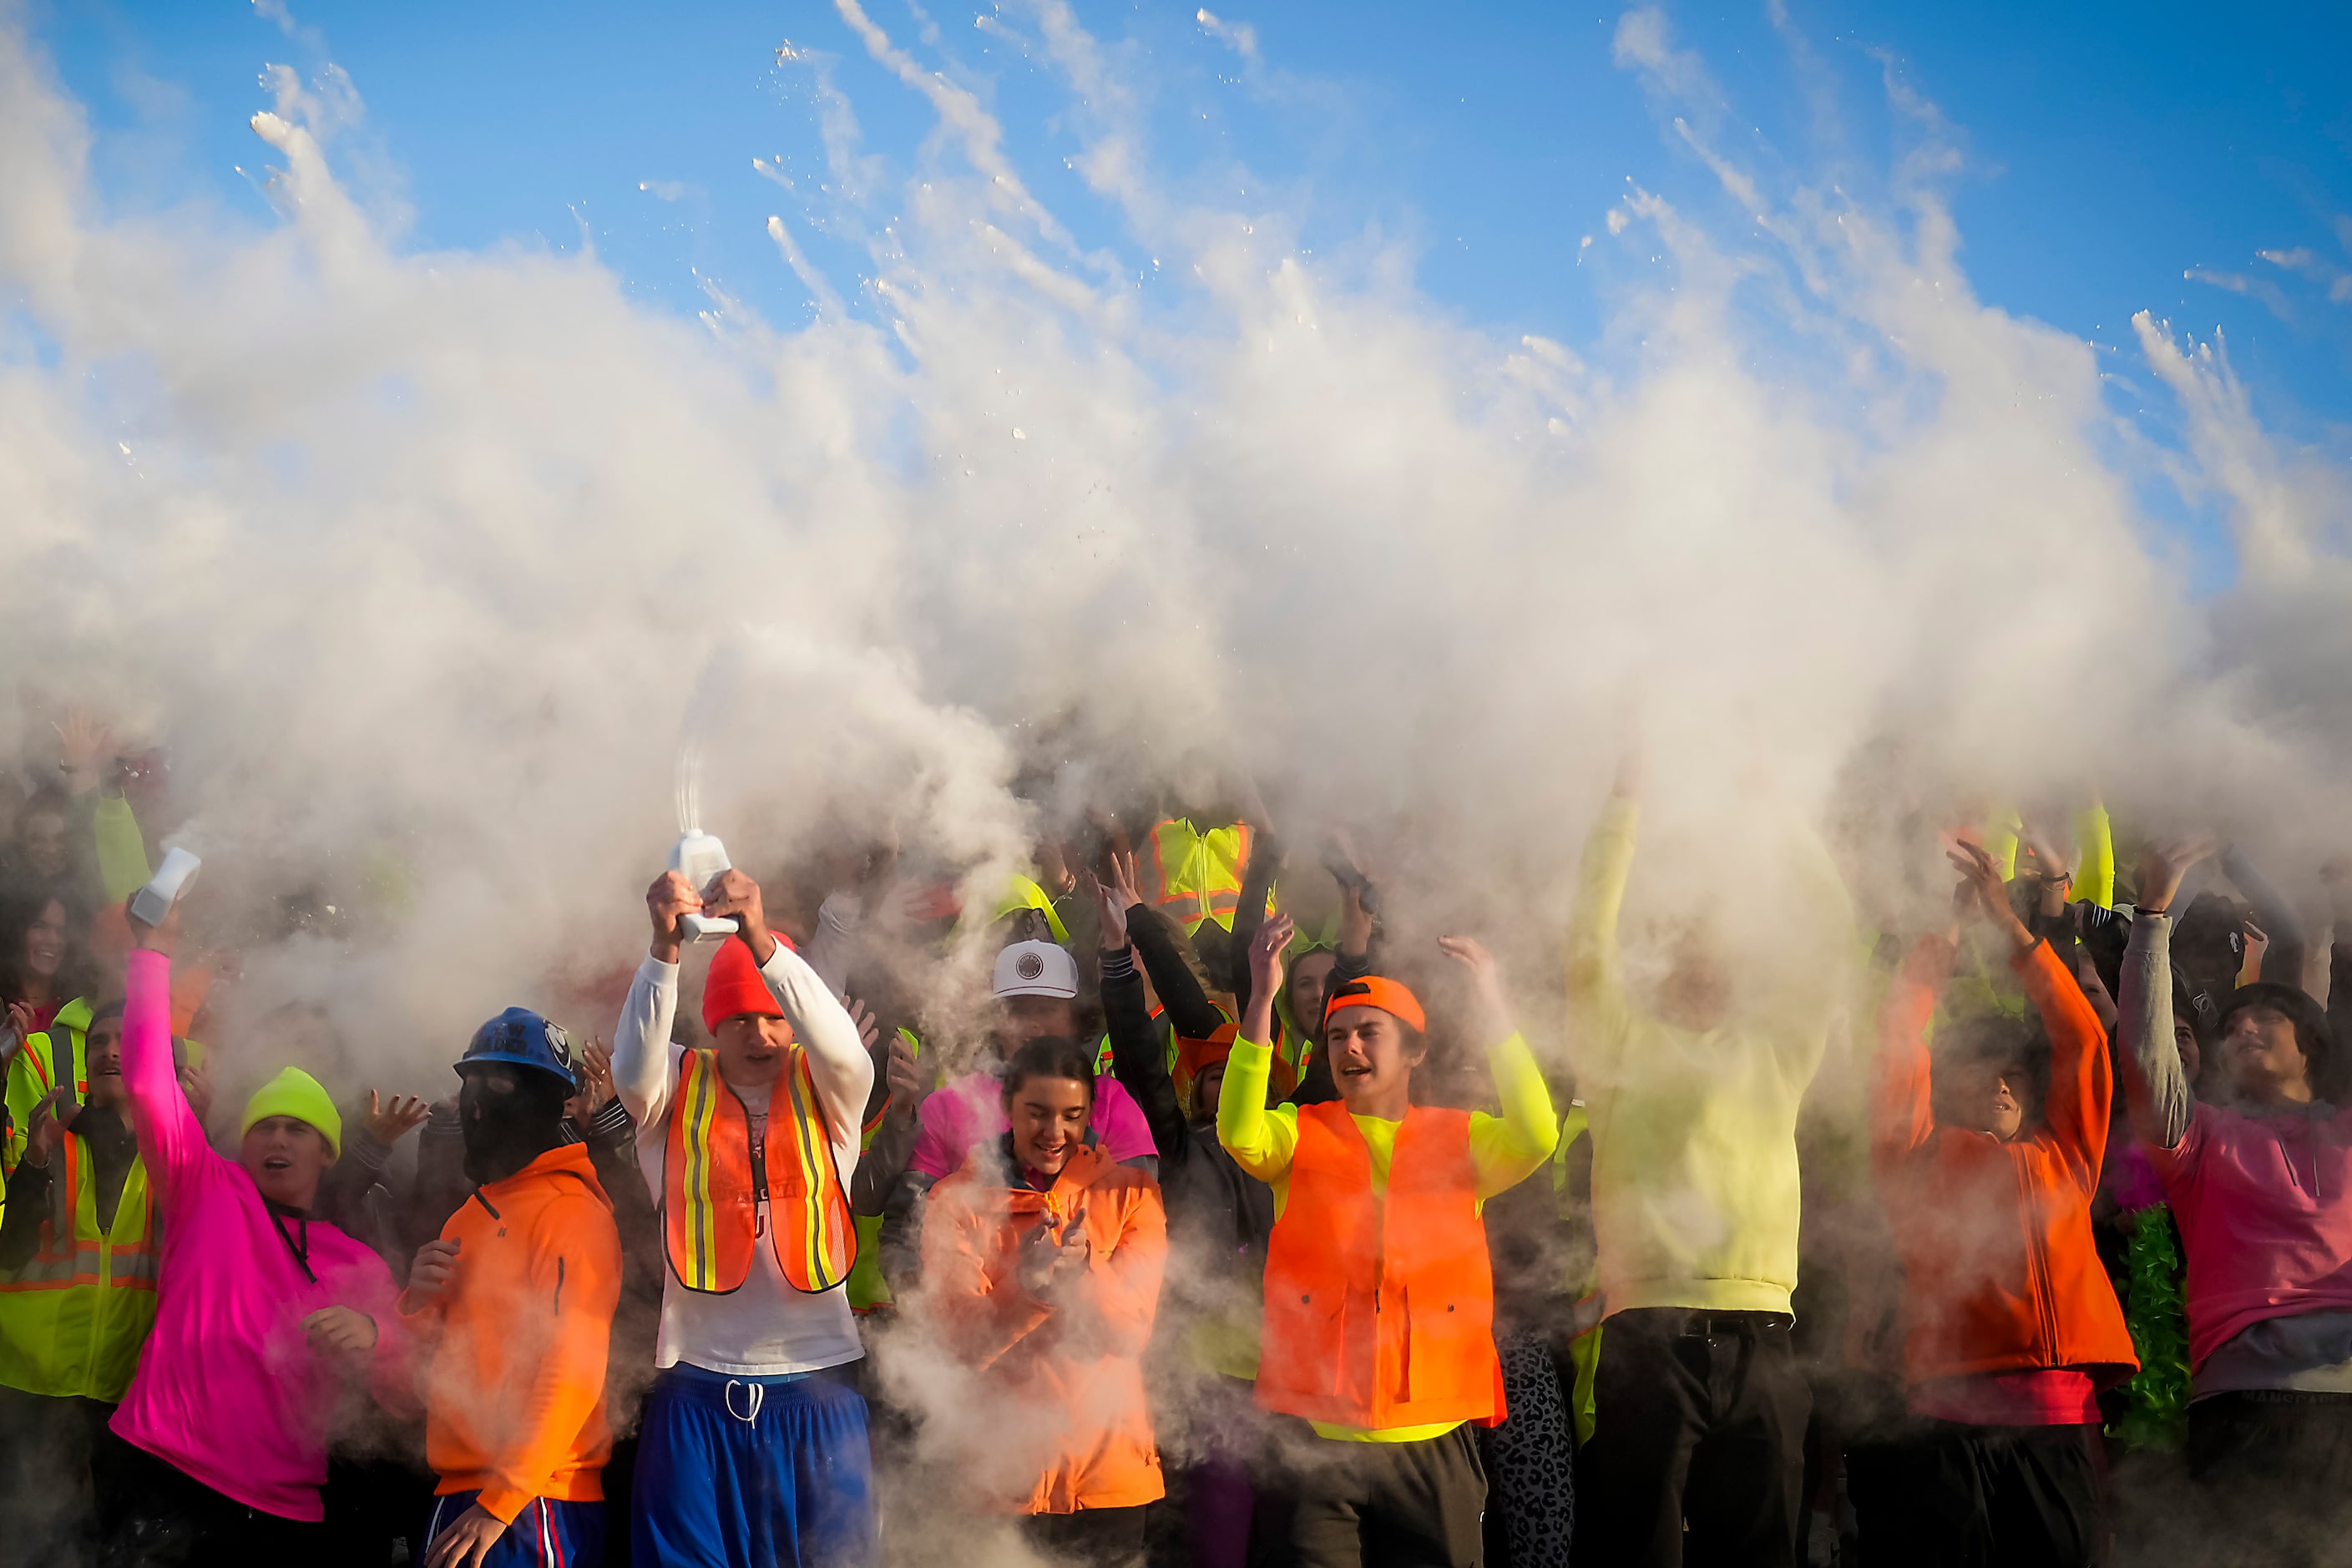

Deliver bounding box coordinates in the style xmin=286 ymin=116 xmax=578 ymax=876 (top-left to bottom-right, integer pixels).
xmin=663 ymin=1048 xmax=855 ymax=1295
xmin=6 ymin=1014 xmax=91 ymax=1174
xmin=1147 ymin=820 xmax=1254 ymax=934
xmin=1256 ymin=1101 xmax=1503 ymax=1430
xmin=0 ymin=1124 xmax=160 ymax=1404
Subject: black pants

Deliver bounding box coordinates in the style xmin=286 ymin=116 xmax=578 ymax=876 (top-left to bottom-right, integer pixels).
xmin=1022 ymin=1505 xmax=1150 ymax=1568
xmin=1287 ymin=1419 xmax=1488 ymax=1568
xmin=2180 ymin=1391 xmax=2352 ymax=1568
xmin=93 ymin=1430 xmax=326 ymax=1568
xmin=0 ymin=1388 xmax=115 ymax=1568
xmin=1844 ymin=1420 xmax=2104 ymax=1568
xmin=1571 ymin=1308 xmax=1809 ymax=1568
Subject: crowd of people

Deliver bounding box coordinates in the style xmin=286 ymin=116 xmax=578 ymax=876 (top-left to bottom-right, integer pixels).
xmin=3 ymin=712 xmax=2351 ymax=1568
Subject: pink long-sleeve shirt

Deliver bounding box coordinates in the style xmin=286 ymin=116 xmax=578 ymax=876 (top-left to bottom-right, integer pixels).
xmin=109 ymin=948 xmax=403 ymax=1520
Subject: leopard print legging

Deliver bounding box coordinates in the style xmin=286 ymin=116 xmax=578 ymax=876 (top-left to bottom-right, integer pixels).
xmin=1478 ymin=1330 xmax=1576 ymax=1568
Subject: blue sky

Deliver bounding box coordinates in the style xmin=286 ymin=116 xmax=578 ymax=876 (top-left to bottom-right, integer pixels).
xmin=27 ymin=0 xmax=2352 ymax=453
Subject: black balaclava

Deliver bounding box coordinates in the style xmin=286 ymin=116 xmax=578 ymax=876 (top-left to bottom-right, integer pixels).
xmin=458 ymin=1063 xmax=570 ymax=1186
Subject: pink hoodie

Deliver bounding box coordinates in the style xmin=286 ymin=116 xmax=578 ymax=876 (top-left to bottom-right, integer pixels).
xmin=109 ymin=948 xmax=404 ymax=1520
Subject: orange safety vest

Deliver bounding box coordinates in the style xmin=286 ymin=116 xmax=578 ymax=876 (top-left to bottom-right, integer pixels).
xmin=1147 ymin=819 xmax=1256 ymax=934
xmin=663 ymin=1048 xmax=855 ymax=1295
xmin=1256 ymin=1102 xmax=1505 ymax=1431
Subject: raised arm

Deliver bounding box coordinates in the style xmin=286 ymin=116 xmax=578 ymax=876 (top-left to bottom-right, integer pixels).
xmin=612 ymin=873 xmax=694 ymax=1130
xmin=1439 ymin=936 xmax=1560 ymax=1196
xmin=2073 ymin=802 xmax=2116 ymax=911
xmin=1871 ymin=933 xmax=1955 ymax=1178
xmin=121 ymin=938 xmax=204 ymax=1193
xmin=2222 ymin=843 xmax=2309 ymax=998
xmin=1565 ymin=766 xmax=1640 ymax=1068
xmin=2016 ymin=930 xmax=2112 ymax=1194
xmin=2119 ymin=839 xmax=2209 ymax=1152
xmin=1122 ymin=871 xmax=1226 ymax=1044
xmin=1220 ymin=915 xmax=1300 ymax=1182
xmin=1091 ymin=872 xmax=1188 ymax=1164
xmin=1757 ymin=812 xmax=1858 ymax=1070
xmin=1228 ymin=825 xmax=1285 ymax=1019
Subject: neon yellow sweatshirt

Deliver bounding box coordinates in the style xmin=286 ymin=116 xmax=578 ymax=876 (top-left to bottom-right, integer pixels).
xmin=1566 ymin=797 xmax=1852 ymax=1318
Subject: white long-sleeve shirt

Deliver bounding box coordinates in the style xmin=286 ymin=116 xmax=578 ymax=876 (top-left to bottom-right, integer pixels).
xmin=612 ymin=940 xmax=875 ymax=1376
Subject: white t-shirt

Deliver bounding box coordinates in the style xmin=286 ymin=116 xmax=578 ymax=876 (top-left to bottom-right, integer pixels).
xmin=611 ymin=947 xmax=874 ymax=1376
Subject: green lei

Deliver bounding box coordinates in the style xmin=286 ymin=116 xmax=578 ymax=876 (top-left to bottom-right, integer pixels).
xmin=2113 ymin=1202 xmax=2191 ymax=1451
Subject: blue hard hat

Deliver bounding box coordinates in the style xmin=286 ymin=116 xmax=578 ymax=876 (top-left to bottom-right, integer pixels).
xmin=457 ymin=1007 xmax=579 ymax=1091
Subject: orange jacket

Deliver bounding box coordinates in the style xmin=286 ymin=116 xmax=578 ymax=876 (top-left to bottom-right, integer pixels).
xmin=918 ymin=1138 xmax=1168 ymax=1515
xmin=400 ymin=1142 xmax=625 ymax=1524
xmin=1257 ymin=1102 xmax=1505 ymax=1430
xmin=1871 ymin=938 xmax=2137 ymax=1390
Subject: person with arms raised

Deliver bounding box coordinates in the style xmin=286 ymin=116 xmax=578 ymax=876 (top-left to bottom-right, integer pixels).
xmin=2121 ymin=837 xmax=2352 ymax=1565
xmin=1565 ymin=746 xmax=1854 ymax=1568
xmin=1861 ymin=842 xmax=2136 ymax=1566
xmin=98 ymin=898 xmax=403 ymax=1565
xmin=1221 ymin=914 xmax=1559 ymax=1568
xmin=611 ymin=864 xmax=878 ymax=1567
xmin=404 ymin=1010 xmax=623 ymax=1568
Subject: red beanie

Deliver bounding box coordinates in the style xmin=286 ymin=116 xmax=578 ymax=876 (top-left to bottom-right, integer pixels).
xmin=701 ymin=938 xmax=795 ymax=1038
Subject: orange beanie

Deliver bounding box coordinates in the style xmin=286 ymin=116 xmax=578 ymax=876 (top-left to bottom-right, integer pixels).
xmin=701 ymin=936 xmax=796 ymax=1036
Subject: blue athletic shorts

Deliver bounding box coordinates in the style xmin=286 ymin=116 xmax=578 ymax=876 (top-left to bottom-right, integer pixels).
xmin=631 ymin=1359 xmax=877 ymax=1568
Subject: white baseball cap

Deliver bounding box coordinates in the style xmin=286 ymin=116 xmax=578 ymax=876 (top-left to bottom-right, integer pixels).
xmin=992 ymin=939 xmax=1080 ymax=1000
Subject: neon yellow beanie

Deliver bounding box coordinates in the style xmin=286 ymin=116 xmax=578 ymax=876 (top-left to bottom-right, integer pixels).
xmin=239 ymin=1067 xmax=342 ymax=1159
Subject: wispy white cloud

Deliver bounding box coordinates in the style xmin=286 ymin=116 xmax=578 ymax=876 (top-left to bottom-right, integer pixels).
xmin=1195 ymin=8 xmax=1257 ymax=63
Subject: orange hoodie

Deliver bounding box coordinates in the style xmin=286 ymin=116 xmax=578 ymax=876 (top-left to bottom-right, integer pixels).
xmin=1872 ymin=937 xmax=2138 ymax=1392
xmin=918 ymin=1138 xmax=1168 ymax=1515
xmin=400 ymin=1141 xmax=624 ymax=1524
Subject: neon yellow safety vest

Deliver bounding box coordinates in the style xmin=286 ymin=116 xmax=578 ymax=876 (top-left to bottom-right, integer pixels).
xmin=0 ymin=1123 xmax=159 ymax=1402
xmin=1147 ymin=819 xmax=1262 ymax=935
xmin=6 ymin=1003 xmax=93 ymax=1175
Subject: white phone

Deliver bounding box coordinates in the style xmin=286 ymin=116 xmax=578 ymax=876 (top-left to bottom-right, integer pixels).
xmin=130 ymin=848 xmax=202 ymax=928
xmin=670 ymin=832 xmax=739 ymax=941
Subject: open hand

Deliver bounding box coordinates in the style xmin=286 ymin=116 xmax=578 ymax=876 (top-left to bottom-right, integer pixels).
xmin=1438 ymin=935 xmax=1515 ymax=1044
xmin=1249 ymin=914 xmax=1295 ymax=995
xmin=2137 ymin=834 xmax=2218 ymax=918
xmin=364 ymin=1090 xmax=430 ymax=1147
xmin=23 ymin=1086 xmax=77 ymax=1170
xmin=845 ymin=998 xmax=882 ymax=1054
xmin=1946 ymin=842 xmax=2033 ymax=950
xmin=1082 ymin=870 xmax=1128 ymax=953
xmin=563 ymin=1039 xmax=615 ymax=1125
xmin=53 ymin=707 xmax=112 ymax=791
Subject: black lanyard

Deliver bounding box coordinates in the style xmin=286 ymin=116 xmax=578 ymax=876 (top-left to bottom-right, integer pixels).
xmin=267 ymin=1201 xmax=318 ymax=1285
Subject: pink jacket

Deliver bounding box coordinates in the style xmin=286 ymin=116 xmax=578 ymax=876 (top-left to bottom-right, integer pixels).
xmin=109 ymin=949 xmax=403 ymax=1520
